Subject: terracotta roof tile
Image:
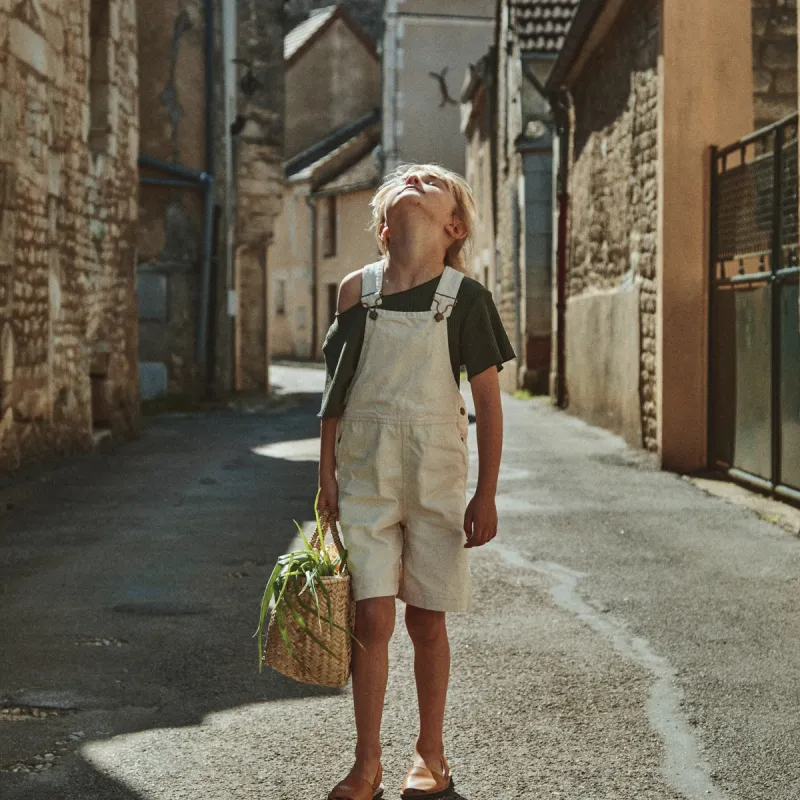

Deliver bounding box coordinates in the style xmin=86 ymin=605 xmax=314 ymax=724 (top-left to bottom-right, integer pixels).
xmin=510 ymin=0 xmax=581 ymax=54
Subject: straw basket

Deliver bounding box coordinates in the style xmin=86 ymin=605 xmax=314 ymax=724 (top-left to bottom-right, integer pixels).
xmin=262 ymin=515 xmax=355 ymax=687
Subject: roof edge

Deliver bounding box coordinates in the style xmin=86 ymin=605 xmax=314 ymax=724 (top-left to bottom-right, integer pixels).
xmin=285 ymin=5 xmax=379 ymax=69
xmin=285 ymin=109 xmax=381 ymax=178
xmin=544 ymin=0 xmax=608 ymax=93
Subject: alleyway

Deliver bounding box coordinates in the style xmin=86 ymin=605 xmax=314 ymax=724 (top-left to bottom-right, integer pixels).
xmin=1 ymin=365 xmax=799 ymax=800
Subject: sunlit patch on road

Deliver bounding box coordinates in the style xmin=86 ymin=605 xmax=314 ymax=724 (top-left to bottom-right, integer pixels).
xmin=251 ymin=438 xmax=321 ymax=462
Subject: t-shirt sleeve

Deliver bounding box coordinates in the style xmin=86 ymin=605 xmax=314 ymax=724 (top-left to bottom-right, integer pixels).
xmin=318 ymin=308 xmax=366 ymax=418
xmin=459 ymin=288 xmax=516 ymax=379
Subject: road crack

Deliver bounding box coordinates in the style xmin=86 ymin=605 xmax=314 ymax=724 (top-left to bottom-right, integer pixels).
xmin=487 ymin=541 xmax=727 ymax=800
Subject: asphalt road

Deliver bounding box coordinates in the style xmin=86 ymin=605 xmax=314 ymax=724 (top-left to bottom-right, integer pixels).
xmin=1 ymin=364 xmax=798 ymax=800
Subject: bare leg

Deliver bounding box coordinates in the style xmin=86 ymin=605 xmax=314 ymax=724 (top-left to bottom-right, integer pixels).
xmin=405 ymin=605 xmax=449 ymax=765
xmin=347 ymin=596 xmax=396 ymax=784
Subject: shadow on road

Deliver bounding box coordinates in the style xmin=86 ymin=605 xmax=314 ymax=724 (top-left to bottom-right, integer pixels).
xmin=0 ymin=393 xmax=353 ymax=798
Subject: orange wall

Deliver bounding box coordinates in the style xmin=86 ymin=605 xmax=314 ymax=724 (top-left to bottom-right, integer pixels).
xmin=659 ymin=0 xmax=754 ymax=471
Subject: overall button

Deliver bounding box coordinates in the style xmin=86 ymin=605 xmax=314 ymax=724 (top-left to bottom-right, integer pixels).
xmin=460 ymin=407 xmax=466 ymax=415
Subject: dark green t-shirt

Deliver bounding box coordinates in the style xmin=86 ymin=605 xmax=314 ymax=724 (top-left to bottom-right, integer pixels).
xmin=319 ymin=274 xmax=516 ymax=418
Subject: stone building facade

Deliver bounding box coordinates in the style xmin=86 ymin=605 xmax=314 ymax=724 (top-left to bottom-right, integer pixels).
xmin=0 ymin=0 xmax=140 ymax=471
xmin=476 ymin=0 xmax=578 ymax=394
xmin=137 ymin=0 xmax=284 ymax=399
xmin=753 ymin=0 xmax=797 ymax=128
xmin=461 ymin=53 xmax=497 ymax=294
xmin=565 ymin=0 xmax=660 ymax=450
xmin=270 ymin=6 xmax=381 ymax=361
xmin=546 ymin=0 xmax=762 ymax=471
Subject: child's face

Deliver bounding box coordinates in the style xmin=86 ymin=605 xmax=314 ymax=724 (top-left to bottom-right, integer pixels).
xmin=386 ymin=170 xmax=460 ymax=230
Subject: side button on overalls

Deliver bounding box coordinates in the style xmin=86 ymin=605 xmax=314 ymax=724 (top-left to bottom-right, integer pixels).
xmin=336 ymin=261 xmax=471 ymax=613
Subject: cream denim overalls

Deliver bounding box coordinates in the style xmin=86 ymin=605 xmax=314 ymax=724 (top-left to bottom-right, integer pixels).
xmin=336 ymin=261 xmax=471 ymax=612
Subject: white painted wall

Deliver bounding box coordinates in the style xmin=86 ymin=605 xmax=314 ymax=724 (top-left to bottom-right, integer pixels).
xmin=383 ymin=0 xmax=495 ymax=175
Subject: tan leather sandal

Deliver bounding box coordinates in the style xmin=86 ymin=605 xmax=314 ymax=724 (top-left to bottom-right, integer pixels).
xmin=400 ymin=755 xmax=454 ymax=798
xmin=328 ymin=763 xmax=384 ymax=800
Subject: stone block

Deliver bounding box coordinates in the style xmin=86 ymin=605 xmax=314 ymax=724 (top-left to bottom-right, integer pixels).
xmin=0 ymin=90 xmax=18 ymax=163
xmin=47 ymin=152 xmax=61 ymax=197
xmin=762 ymin=40 xmax=797 ymax=70
xmin=774 ymin=69 xmax=798 ymax=93
xmin=753 ymin=68 xmax=774 ymax=94
xmin=0 ymin=212 xmax=15 ymax=265
xmin=9 ymin=18 xmax=48 ymax=77
xmin=12 ymin=374 xmax=49 ymax=421
xmin=0 ymin=163 xmax=17 ymax=211
xmin=42 ymin=10 xmax=63 ymax=52
xmin=754 ymin=94 xmax=797 ymax=126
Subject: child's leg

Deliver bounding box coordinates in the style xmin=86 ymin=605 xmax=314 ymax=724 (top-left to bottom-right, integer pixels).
xmin=349 ymin=596 xmax=396 ymax=780
xmin=405 ymin=605 xmax=450 ymax=761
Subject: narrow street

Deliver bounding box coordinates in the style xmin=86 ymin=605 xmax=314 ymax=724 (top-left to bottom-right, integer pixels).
xmin=1 ymin=364 xmax=799 ymax=800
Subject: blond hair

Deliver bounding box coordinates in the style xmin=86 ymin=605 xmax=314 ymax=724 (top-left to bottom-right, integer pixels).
xmin=369 ymin=163 xmax=477 ymax=273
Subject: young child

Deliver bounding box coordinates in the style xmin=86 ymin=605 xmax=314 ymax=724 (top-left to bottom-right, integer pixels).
xmin=318 ymin=164 xmax=515 ymax=800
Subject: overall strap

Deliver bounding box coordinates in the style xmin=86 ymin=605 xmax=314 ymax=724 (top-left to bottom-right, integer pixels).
xmin=431 ymin=266 xmax=465 ymax=321
xmin=360 ymin=261 xmax=384 ymax=316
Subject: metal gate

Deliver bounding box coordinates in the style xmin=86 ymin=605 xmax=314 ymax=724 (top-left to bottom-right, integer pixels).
xmin=709 ymin=113 xmax=800 ymax=504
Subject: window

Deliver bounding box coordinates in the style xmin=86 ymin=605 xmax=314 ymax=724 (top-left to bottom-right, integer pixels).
xmin=322 ymin=196 xmax=337 ymax=258
xmin=89 ymin=0 xmax=112 ymax=154
xmin=327 ymin=283 xmax=338 ymax=327
xmin=275 ymin=279 xmax=286 ymax=315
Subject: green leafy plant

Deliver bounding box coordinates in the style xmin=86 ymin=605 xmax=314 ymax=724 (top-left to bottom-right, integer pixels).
xmin=255 ymin=493 xmax=355 ymax=673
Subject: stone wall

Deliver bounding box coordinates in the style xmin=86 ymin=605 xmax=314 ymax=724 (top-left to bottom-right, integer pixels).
xmin=136 ymin=0 xmax=285 ymax=398
xmin=234 ymin=0 xmax=285 ymax=392
xmin=752 ymin=0 xmax=797 ymax=128
xmin=567 ymin=0 xmax=660 ymax=450
xmin=0 ymin=0 xmax=140 ymax=472
xmin=494 ymin=16 xmax=525 ymax=393
xmin=137 ymin=0 xmax=207 ymax=397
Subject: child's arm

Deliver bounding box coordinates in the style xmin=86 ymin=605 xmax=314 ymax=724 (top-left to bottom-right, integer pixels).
xmin=318 ymin=417 xmax=339 ymax=519
xmin=464 ymin=366 xmax=503 ymax=548
xmin=317 ymin=269 xmax=362 ymax=520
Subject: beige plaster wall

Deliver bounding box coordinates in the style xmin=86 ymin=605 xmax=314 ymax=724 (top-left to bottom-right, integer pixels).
xmin=660 ymin=0 xmax=754 ymax=472
xmin=286 ymin=18 xmax=380 ymax=158
xmin=566 ymin=288 xmax=643 ymax=446
xmin=399 ymin=0 xmax=494 ymax=15
xmin=315 ymin=188 xmax=378 ymax=356
xmin=464 ymin=85 xmax=496 ymax=292
xmin=269 ymin=186 xmax=377 ymax=360
xmin=384 ymin=1 xmax=495 ymax=174
xmin=269 ymin=186 xmax=313 ymax=359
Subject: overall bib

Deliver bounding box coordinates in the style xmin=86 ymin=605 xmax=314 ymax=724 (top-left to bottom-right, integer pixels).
xmin=336 ymin=261 xmax=472 ymax=613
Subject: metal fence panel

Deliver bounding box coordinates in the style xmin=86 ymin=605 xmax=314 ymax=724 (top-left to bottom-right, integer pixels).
xmin=780 ymin=282 xmax=800 ymax=490
xmin=710 ymin=113 xmax=800 ymax=502
xmin=733 ymin=286 xmax=773 ymax=481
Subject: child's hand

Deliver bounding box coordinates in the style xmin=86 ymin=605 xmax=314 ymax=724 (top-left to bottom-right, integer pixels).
xmin=318 ymin=474 xmax=339 ymax=520
xmin=463 ymin=491 xmax=497 ymax=548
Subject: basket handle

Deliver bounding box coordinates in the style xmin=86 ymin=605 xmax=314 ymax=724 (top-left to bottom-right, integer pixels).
xmin=310 ymin=510 xmax=346 ymax=560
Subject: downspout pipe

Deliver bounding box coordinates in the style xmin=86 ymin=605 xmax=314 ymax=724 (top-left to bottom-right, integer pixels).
xmin=550 ymin=88 xmax=573 ymax=408
xmin=204 ymin=0 xmax=215 ymax=178
xmin=306 ymin=194 xmax=319 ymax=359
xmin=138 ymin=154 xmax=216 ymax=376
